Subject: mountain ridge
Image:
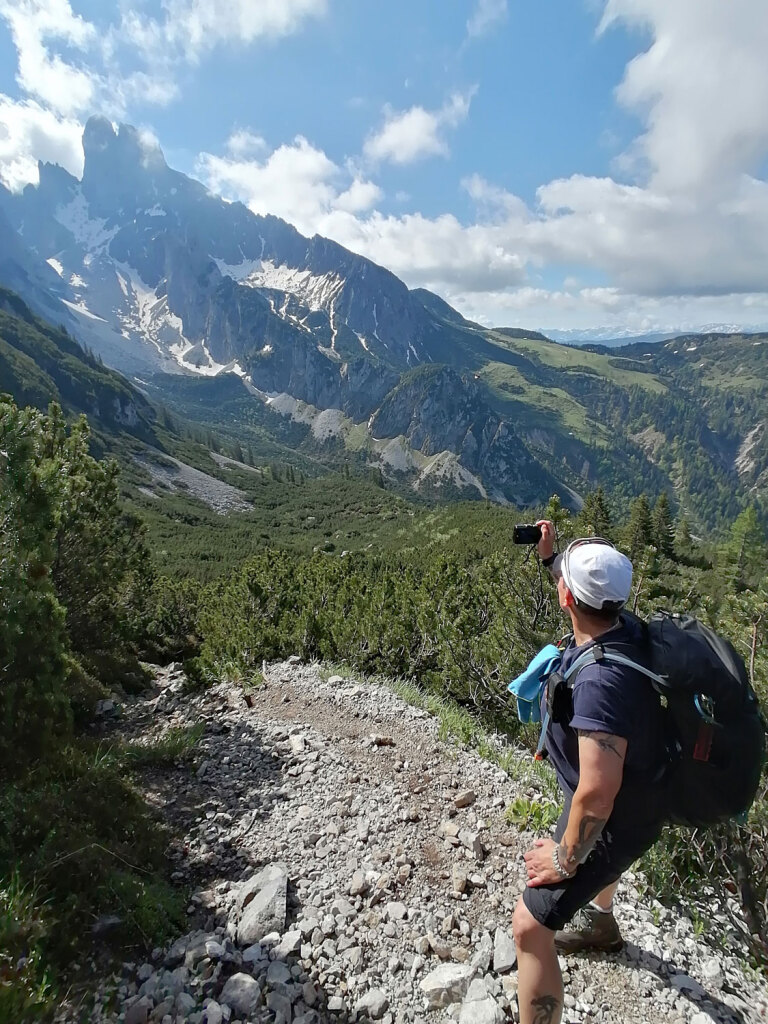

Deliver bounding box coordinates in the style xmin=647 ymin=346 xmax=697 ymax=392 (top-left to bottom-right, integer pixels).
xmin=0 ymin=117 xmax=569 ymax=508
xmin=2 ymin=117 xmax=768 ymax=524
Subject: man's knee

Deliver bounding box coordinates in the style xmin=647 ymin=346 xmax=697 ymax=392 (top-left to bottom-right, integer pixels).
xmin=513 ymin=895 xmax=555 ymax=952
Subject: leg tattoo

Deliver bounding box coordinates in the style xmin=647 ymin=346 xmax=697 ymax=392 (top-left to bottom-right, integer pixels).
xmin=531 ymin=994 xmax=560 ymax=1024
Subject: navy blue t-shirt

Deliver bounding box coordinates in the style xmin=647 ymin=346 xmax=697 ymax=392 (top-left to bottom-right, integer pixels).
xmin=543 ymin=618 xmax=667 ymax=815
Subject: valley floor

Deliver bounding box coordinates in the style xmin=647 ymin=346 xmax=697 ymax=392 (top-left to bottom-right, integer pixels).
xmin=60 ymin=663 xmax=768 ymax=1024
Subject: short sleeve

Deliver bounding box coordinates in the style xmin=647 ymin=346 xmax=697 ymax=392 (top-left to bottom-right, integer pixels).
xmin=569 ymin=664 xmax=634 ymax=738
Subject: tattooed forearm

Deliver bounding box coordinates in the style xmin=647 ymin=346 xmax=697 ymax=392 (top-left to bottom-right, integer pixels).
xmin=531 ymin=995 xmax=560 ymax=1024
xmin=560 ymin=813 xmax=607 ymax=867
xmin=577 ymin=729 xmax=625 ymax=759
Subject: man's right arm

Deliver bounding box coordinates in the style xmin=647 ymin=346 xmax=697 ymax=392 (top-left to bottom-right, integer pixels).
xmin=536 ymin=519 xmax=562 ymax=580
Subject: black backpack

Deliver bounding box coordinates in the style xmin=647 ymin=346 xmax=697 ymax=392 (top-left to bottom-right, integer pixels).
xmin=567 ymin=611 xmax=766 ymax=828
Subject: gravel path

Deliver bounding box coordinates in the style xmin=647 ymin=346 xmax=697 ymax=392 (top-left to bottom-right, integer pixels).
xmin=72 ymin=661 xmax=768 ymax=1024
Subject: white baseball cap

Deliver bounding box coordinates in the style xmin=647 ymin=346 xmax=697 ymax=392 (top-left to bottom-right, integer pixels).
xmin=561 ymin=538 xmax=633 ymax=610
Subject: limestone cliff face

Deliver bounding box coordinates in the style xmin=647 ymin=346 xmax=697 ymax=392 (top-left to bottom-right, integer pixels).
xmin=370 ymin=367 xmax=558 ymax=504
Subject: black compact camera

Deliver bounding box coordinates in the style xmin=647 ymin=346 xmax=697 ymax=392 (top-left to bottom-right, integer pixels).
xmin=513 ymin=523 xmax=542 ymax=545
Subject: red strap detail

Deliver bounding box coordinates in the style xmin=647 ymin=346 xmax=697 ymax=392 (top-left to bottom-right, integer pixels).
xmin=693 ymin=723 xmax=714 ymax=762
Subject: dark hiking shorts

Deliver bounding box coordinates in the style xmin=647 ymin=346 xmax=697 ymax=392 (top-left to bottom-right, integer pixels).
xmin=522 ymin=795 xmax=664 ymax=932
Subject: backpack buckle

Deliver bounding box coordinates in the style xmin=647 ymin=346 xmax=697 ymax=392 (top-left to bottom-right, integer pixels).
xmin=694 ymin=694 xmax=716 ymax=725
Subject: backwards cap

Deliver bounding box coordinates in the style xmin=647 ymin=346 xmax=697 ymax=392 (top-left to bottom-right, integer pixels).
xmin=561 ymin=541 xmax=633 ymax=610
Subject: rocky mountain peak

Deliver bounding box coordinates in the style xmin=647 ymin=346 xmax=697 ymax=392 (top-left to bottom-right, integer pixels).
xmin=82 ymin=116 xmax=170 ymax=215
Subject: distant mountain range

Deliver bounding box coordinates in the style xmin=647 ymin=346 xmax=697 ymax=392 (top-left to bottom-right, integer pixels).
xmin=544 ymin=326 xmax=768 ymax=349
xmin=1 ymin=117 xmax=767 ymax=525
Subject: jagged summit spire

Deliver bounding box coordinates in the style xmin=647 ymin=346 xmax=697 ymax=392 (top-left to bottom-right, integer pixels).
xmin=81 ymin=116 xmax=168 ymax=214
xmin=83 ymin=117 xmax=167 ymax=174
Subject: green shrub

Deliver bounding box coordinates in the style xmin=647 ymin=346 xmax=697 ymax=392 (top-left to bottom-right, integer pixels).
xmin=0 ymin=747 xmax=181 ymax=973
xmin=0 ymin=874 xmax=56 ymax=1023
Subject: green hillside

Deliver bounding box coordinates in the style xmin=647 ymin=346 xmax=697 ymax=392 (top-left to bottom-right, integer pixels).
xmin=0 ymin=287 xmax=158 ymax=442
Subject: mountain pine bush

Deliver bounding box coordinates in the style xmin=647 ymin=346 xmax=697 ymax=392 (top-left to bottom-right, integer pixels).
xmin=0 ymin=398 xmax=177 ymax=1018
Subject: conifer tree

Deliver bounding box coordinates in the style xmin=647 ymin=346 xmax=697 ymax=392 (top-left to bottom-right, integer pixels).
xmin=625 ymin=493 xmax=653 ymax=557
xmin=541 ymin=494 xmax=572 ymax=545
xmin=578 ymin=486 xmax=612 ymax=538
xmin=652 ymin=492 xmax=675 ymax=557
xmin=675 ymin=515 xmax=694 ymax=559
xmin=724 ymin=505 xmax=767 ymax=589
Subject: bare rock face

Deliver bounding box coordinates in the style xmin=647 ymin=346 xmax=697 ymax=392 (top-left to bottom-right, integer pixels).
xmin=420 ymin=963 xmax=476 ymax=1008
xmin=219 ymin=973 xmax=262 ymax=1016
xmin=459 ymin=978 xmax=506 ymax=1024
xmin=235 ymin=864 xmax=289 ymax=946
xmin=493 ymin=927 xmax=517 ymax=974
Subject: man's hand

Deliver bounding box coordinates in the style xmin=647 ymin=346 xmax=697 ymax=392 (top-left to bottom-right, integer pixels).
xmin=536 ymin=519 xmax=556 ymax=561
xmin=523 ymin=838 xmax=573 ymax=887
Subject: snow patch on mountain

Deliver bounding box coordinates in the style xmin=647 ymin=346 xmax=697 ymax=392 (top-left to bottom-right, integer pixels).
xmin=55 ymin=191 xmax=118 ymax=253
xmin=62 ymin=298 xmax=107 ymax=322
xmin=113 ymin=263 xmax=194 ymax=366
xmin=216 ymin=258 xmax=344 ymax=315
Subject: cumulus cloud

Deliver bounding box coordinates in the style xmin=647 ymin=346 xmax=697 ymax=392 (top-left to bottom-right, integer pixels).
xmin=0 ymin=0 xmax=325 ymax=121
xmin=0 ymin=95 xmax=83 ymax=189
xmin=226 ymin=130 xmax=269 ymax=158
xmin=197 ymin=134 xmax=383 ymax=235
xmin=0 ymin=0 xmax=181 ymax=118
xmin=0 ymin=0 xmax=98 ymax=115
xmin=4 ymin=0 xmax=768 ymax=333
xmin=601 ymin=0 xmax=768 ymax=193
xmin=466 ymin=0 xmax=508 ymax=39
xmin=120 ymin=0 xmax=327 ymax=65
xmin=0 ymin=0 xmax=325 ymax=189
xmin=363 ymin=90 xmax=475 ymax=165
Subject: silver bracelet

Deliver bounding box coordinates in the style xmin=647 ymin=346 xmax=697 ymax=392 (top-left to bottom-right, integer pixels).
xmin=552 ymin=844 xmax=575 ymax=879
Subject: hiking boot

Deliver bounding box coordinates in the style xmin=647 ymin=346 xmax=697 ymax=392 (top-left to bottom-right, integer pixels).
xmin=554 ymin=905 xmax=624 ymax=954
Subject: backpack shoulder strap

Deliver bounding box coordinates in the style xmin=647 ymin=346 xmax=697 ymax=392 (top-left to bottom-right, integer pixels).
xmin=534 ymin=641 xmax=668 ymax=762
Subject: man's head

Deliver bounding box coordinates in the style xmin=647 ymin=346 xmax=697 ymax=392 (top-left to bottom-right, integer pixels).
xmin=558 ymin=538 xmax=633 ymax=625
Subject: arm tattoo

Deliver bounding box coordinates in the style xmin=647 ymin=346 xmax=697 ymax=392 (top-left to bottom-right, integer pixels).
xmin=531 ymin=995 xmax=560 ymax=1024
xmin=559 ymin=813 xmax=607 ymax=867
xmin=577 ymin=729 xmax=625 ymax=759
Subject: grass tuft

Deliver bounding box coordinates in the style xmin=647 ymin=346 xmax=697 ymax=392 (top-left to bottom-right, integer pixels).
xmin=122 ymin=723 xmax=204 ymax=766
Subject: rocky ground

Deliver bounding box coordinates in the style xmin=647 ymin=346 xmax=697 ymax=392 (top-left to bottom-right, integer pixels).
xmin=68 ymin=661 xmax=768 ymax=1024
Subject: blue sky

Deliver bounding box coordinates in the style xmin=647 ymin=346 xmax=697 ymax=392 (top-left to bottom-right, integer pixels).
xmin=1 ymin=0 xmax=768 ymax=334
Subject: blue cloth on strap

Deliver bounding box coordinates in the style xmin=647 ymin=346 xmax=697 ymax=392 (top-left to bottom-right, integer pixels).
xmin=508 ymin=644 xmax=562 ymax=724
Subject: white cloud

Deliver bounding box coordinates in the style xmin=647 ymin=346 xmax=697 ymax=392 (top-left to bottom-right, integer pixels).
xmin=0 ymin=0 xmax=180 ymax=118
xmin=0 ymin=0 xmax=324 ymax=123
xmin=121 ymin=0 xmax=327 ymax=64
xmin=334 ymin=178 xmax=383 ymax=214
xmin=226 ymin=130 xmax=268 ymax=158
xmin=0 ymin=0 xmax=98 ymax=115
xmin=0 ymin=95 xmax=83 ymax=190
xmin=0 ymin=0 xmax=321 ymax=181
xmin=363 ymin=90 xmax=475 ymax=165
xmin=467 ymin=0 xmax=508 ymax=39
xmin=600 ymin=0 xmax=768 ymax=194
xmin=197 ymin=135 xmax=384 ymax=236
xmin=4 ymin=0 xmax=768 ymax=336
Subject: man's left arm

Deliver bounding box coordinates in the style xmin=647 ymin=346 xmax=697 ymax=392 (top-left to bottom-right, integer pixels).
xmin=524 ymin=731 xmax=627 ymax=886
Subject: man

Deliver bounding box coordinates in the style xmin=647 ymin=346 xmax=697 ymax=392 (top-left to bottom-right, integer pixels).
xmin=512 ymin=522 xmax=668 ymax=1024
